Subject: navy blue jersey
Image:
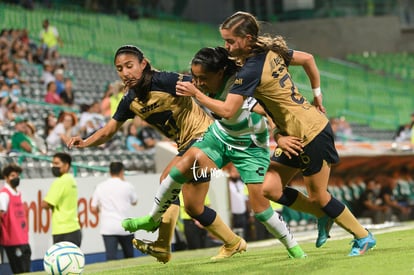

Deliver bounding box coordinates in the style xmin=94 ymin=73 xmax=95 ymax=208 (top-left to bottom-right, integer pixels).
xmin=229 ymin=50 xmax=327 ymax=146
xmin=113 ymin=71 xmax=212 ymax=150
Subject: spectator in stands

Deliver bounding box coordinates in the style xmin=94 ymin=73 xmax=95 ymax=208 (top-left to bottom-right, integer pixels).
xmin=9 ymin=83 xmax=21 ymax=105
xmin=50 ymin=50 xmax=67 ymax=71
xmin=91 ymin=162 xmax=138 ymax=261
xmin=109 ymin=80 xmax=125 ymax=116
xmin=60 ymin=78 xmax=75 ymax=106
xmin=44 ymin=81 xmax=63 ymax=105
xmin=100 ymin=82 xmax=114 ymax=118
xmin=0 ymin=82 xmax=11 ymax=106
xmin=41 ymin=152 xmax=82 ymax=247
xmin=11 ymin=116 xmax=37 ymax=153
xmin=355 ymin=178 xmax=391 ymax=224
xmin=393 ymin=166 xmax=414 ymax=217
xmin=43 ymin=112 xmax=57 ymax=139
xmin=79 ymin=101 xmax=106 ymax=138
xmin=46 ymin=112 xmax=79 ymax=152
xmin=26 ymin=121 xmax=47 ymax=154
xmin=0 ymin=83 xmax=15 ymax=124
xmin=19 ymin=28 xmax=35 ymax=52
xmin=33 ymin=46 xmax=46 ymax=65
xmin=136 ymin=119 xmax=162 ymax=151
xmin=100 ymin=81 xmax=125 ymax=118
xmin=378 ymin=174 xmax=411 ymax=221
xmin=0 ymin=55 xmax=14 ymax=76
xmin=0 ymin=163 xmax=32 ymax=274
xmin=330 ymin=116 xmax=353 ymax=142
xmin=4 ymin=68 xmax=20 ymax=87
xmin=394 ymin=112 xmax=414 ymax=143
xmin=10 ymin=34 xmax=32 ymax=64
xmin=39 ymin=19 xmax=63 ymax=60
xmin=0 ymin=29 xmax=11 ymax=53
xmin=40 ymin=60 xmax=56 ymax=86
xmin=54 ymin=68 xmax=65 ymax=95
xmin=125 ymin=123 xmax=144 ymax=152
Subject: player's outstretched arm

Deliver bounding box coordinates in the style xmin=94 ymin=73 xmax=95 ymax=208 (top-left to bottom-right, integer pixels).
xmin=66 ymin=119 xmax=124 ymax=149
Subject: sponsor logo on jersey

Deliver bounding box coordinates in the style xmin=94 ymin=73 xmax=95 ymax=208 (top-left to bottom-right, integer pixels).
xmin=140 ymin=102 xmax=160 ymax=113
xmin=234 ymin=78 xmax=243 ymax=85
xmin=256 ymin=167 xmax=265 ymax=176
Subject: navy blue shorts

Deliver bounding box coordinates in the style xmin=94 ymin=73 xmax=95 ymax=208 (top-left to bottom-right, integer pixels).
xmin=270 ymin=123 xmax=339 ymax=176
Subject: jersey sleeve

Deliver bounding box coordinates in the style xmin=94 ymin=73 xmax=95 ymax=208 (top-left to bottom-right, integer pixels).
xmin=112 ymin=90 xmax=136 ymax=121
xmin=229 ymin=54 xmax=265 ymax=97
xmin=43 ymin=180 xmax=64 ymax=207
xmin=286 ymin=49 xmax=294 ymax=66
xmin=246 ymin=97 xmax=259 ymax=112
xmin=152 ymin=72 xmax=192 ymax=96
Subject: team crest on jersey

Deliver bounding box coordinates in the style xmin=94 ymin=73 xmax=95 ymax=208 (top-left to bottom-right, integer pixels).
xmin=274 ymin=147 xmax=283 ymax=157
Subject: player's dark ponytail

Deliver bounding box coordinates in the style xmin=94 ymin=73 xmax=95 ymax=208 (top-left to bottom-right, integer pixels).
xmin=191 ymin=47 xmax=238 ymax=77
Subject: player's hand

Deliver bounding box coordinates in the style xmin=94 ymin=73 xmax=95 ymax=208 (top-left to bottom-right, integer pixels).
xmin=275 ymin=135 xmax=303 ymax=159
xmin=176 ymin=81 xmax=199 ymax=97
xmin=66 ymin=136 xmax=84 ymax=149
xmin=313 ymin=95 xmax=326 ymax=114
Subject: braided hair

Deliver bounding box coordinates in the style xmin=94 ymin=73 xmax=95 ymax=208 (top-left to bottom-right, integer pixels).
xmin=220 ymin=11 xmax=291 ymax=64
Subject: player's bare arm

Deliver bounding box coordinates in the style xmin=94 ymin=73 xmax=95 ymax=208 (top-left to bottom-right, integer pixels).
xmin=66 ymin=119 xmax=123 ymax=149
xmin=176 ymin=81 xmax=244 ymax=119
xmin=290 ymin=50 xmax=326 ymax=113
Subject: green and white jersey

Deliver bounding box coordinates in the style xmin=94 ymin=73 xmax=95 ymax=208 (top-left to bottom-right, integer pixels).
xmin=196 ymin=75 xmax=269 ymax=150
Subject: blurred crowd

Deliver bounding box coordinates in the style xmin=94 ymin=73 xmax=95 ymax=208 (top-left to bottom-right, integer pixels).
xmin=0 ymin=26 xmax=163 ymax=157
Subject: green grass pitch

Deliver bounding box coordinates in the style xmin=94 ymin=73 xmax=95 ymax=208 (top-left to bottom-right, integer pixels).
xmin=29 ymin=222 xmax=414 ymax=275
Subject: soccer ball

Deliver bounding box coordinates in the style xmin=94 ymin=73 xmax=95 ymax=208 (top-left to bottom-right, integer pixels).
xmin=43 ymin=241 xmax=85 ymax=275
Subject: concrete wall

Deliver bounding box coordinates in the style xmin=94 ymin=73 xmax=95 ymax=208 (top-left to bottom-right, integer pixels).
xmin=180 ymin=0 xmax=414 ymax=58
xmin=260 ymin=15 xmax=414 ymax=58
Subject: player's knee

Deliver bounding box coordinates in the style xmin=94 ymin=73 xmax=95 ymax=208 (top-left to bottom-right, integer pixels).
xmin=184 ymin=205 xmax=203 ymax=217
xmin=262 ymin=186 xmax=283 ymax=202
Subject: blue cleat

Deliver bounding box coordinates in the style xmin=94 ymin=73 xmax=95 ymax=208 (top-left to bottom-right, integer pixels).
xmin=122 ymin=215 xmax=160 ymax=233
xmin=348 ymin=231 xmax=376 ymax=256
xmin=316 ymin=216 xmax=334 ymax=248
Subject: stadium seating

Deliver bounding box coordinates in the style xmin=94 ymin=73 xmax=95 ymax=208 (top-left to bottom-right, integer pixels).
xmin=2 ymin=2 xmax=412 ymax=131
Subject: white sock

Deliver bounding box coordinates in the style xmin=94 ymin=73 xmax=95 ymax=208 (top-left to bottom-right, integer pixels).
xmin=261 ymin=211 xmax=298 ymax=249
xmin=150 ymin=175 xmax=182 ymax=222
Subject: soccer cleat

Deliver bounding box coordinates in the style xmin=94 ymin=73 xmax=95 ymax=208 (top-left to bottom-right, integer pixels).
xmin=348 ymin=231 xmax=376 ymax=256
xmin=211 ymin=237 xmax=247 ymax=260
xmin=287 ymin=245 xmax=307 ymax=259
xmin=316 ymin=216 xmax=334 ymax=248
xmin=122 ymin=215 xmax=160 ymax=233
xmin=132 ymin=239 xmax=171 ymax=264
